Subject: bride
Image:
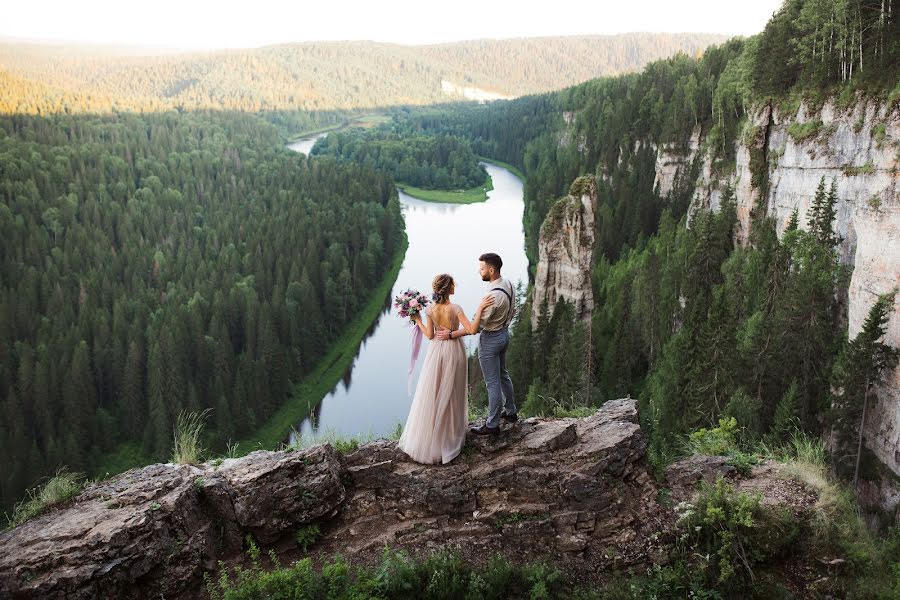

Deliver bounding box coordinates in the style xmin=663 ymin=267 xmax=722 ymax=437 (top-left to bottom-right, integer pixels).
xmin=398 ymin=274 xmax=494 ymax=464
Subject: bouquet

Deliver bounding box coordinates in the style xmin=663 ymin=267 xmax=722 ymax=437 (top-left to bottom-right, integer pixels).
xmin=394 ymin=289 xmax=430 ymax=395
xmin=394 ymin=289 xmax=430 ymax=320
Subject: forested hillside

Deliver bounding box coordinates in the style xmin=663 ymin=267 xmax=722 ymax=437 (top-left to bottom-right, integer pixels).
xmin=0 ymin=34 xmax=726 ymax=116
xmin=0 ymin=111 xmax=404 ymax=515
xmin=406 ymin=0 xmax=899 ymax=470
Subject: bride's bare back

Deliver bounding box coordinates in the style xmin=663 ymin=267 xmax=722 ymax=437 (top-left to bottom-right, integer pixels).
xmin=429 ymin=302 xmax=460 ymax=331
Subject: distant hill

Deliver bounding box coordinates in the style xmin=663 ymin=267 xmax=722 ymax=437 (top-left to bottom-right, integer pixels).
xmin=0 ymin=34 xmax=729 ymax=114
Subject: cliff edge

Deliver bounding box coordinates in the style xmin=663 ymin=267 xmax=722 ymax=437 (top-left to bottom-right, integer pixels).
xmin=0 ymin=399 xmax=819 ymax=599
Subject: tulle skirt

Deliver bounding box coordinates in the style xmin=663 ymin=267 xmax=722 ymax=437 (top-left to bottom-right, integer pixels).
xmin=397 ymin=337 xmax=468 ymax=464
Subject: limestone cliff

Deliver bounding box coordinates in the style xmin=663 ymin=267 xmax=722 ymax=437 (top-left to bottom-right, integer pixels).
xmin=531 ymin=175 xmax=596 ymax=329
xmin=655 ymin=96 xmax=899 ymax=479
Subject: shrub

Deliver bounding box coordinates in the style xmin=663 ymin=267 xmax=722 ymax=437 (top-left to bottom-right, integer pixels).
xmin=676 ymin=477 xmax=798 ymax=591
xmin=686 ymin=416 xmax=740 ymax=456
xmin=296 ymin=524 xmax=321 ymax=553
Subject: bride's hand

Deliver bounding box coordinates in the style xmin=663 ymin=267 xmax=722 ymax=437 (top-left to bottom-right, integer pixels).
xmin=478 ymin=294 xmax=496 ymax=310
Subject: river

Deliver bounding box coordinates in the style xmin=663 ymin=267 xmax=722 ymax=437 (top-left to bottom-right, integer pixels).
xmin=285 ymin=134 xmax=527 ymax=442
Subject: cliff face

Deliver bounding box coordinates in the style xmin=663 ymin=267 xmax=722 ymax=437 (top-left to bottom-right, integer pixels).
xmin=660 ymin=97 xmax=900 ymax=478
xmin=531 ymin=175 xmax=596 ymax=329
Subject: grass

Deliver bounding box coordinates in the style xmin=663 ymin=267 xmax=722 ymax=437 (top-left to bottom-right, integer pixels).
xmin=171 ymin=408 xmax=212 ymax=464
xmin=787 ymin=120 xmax=824 ymax=143
xmin=285 ymin=421 xmax=403 ymax=456
xmin=477 ymin=155 xmax=526 ymax=181
xmin=3 ymin=468 xmax=86 ymax=530
xmin=755 ymin=432 xmax=899 ymax=597
xmin=842 ymin=160 xmax=876 ymax=176
xmin=234 ymin=234 xmax=408 ymax=455
xmin=397 ymin=174 xmax=493 ymax=204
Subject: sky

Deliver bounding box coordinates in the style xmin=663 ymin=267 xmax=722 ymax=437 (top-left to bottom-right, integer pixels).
xmin=1 ymin=0 xmax=785 ymax=50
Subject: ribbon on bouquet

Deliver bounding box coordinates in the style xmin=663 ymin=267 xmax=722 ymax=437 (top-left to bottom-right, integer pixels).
xmin=407 ymin=321 xmax=424 ymax=396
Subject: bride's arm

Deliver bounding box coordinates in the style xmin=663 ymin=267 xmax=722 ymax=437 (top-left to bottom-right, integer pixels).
xmin=456 ymin=295 xmax=495 ymax=336
xmin=411 ymin=308 xmax=435 ymax=340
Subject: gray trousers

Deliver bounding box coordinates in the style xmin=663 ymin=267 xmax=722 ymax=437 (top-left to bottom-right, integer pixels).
xmin=478 ymin=327 xmax=516 ymax=428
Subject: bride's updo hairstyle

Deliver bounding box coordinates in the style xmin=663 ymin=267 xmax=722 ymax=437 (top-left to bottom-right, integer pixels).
xmin=431 ymin=274 xmax=454 ymax=304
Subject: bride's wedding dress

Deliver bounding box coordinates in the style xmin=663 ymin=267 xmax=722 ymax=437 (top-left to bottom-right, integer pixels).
xmin=398 ymin=303 xmax=468 ymax=464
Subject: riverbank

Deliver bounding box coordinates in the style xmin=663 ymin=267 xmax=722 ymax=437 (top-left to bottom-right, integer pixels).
xmin=477 ymin=155 xmax=525 ymax=181
xmin=396 ymin=173 xmax=493 ymax=204
xmin=234 ymin=232 xmax=409 ymax=452
xmin=287 ymin=113 xmax=391 ymax=142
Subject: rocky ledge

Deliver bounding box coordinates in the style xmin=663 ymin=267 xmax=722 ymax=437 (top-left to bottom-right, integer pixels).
xmin=0 ymin=399 xmax=818 ymax=599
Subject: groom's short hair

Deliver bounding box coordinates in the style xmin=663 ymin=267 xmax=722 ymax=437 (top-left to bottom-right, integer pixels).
xmin=479 ymin=253 xmax=502 ymax=271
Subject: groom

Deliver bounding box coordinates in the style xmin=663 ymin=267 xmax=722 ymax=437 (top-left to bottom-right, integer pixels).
xmin=435 ymin=252 xmax=517 ymax=434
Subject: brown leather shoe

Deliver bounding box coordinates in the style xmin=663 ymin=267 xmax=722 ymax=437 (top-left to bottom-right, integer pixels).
xmin=470 ymin=424 xmax=500 ymax=435
xmin=501 ymin=411 xmax=518 ymax=423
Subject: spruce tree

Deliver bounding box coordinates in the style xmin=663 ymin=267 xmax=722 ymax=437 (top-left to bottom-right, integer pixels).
xmin=829 ymin=291 xmax=899 ymax=482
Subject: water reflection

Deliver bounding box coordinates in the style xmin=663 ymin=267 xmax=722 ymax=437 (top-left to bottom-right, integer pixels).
xmin=285 ymin=139 xmax=527 ymax=444
xmin=285 ymin=133 xmax=327 ymax=156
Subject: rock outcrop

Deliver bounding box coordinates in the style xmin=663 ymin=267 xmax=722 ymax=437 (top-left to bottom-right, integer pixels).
xmin=531 ymin=175 xmax=596 ymax=328
xmin=0 ymin=444 xmax=347 ymax=599
xmin=0 ymin=401 xmax=638 ymax=596
xmin=0 ymin=399 xmax=824 ymax=599
xmin=653 ymin=125 xmax=702 ymax=198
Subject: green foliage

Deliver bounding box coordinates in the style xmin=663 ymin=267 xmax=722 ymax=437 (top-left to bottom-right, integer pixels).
xmin=725 ymin=453 xmax=759 ymax=478
xmin=787 ymin=119 xmax=824 ymax=142
xmin=770 ymin=381 xmax=801 ymax=442
xmin=206 ymin=545 xmax=568 ymax=600
xmin=757 ymin=433 xmax=899 ymax=598
xmin=296 ymin=524 xmax=321 ymax=553
xmin=751 ymin=0 xmax=898 ymax=96
xmin=3 ymin=468 xmax=85 ymax=529
xmin=687 ymin=417 xmax=741 ymax=456
xmin=0 ymin=35 xmax=728 ymax=117
xmin=842 ymin=160 xmax=876 ymax=176
xmin=675 ymin=477 xmax=798 ymax=591
xmin=396 ymin=179 xmax=492 ymax=204
xmin=872 ymin=123 xmax=887 ymax=146
xmin=0 ymin=110 xmax=405 ymax=514
xmin=723 ymin=390 xmax=762 ymax=442
xmin=312 ymin=127 xmax=489 ymax=191
xmin=286 ymin=427 xmax=391 ymax=456
xmin=829 ymin=290 xmax=900 ymax=478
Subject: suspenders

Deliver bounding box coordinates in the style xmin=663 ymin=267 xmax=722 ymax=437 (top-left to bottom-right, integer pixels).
xmin=490 ymin=284 xmax=514 ymax=328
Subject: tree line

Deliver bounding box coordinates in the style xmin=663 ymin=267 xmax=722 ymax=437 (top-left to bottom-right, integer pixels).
xmin=0 ymin=34 xmax=727 ymax=116
xmin=310 ymin=126 xmax=488 ymax=191
xmin=0 ymin=110 xmax=404 ymax=516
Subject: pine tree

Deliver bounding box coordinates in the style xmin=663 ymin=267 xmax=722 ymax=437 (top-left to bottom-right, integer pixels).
xmin=145 ymin=339 xmax=170 ymax=458
xmin=829 ymin=291 xmax=899 ymax=482
xmin=771 ymin=380 xmax=800 ymax=441
xmin=807 ymin=176 xmax=840 ymax=247
xmin=121 ymin=340 xmax=144 ymax=439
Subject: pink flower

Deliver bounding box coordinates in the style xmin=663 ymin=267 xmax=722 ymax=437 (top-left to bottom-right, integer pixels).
xmin=410 ymin=299 xmax=419 ymax=308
